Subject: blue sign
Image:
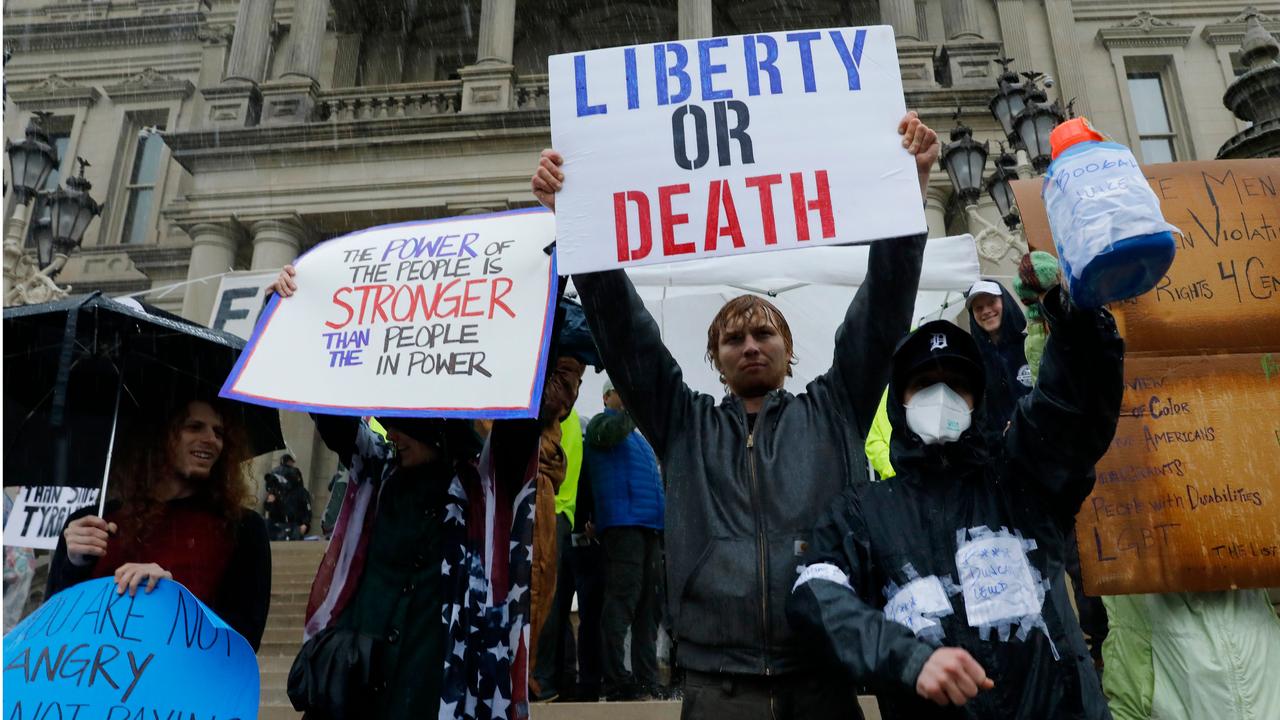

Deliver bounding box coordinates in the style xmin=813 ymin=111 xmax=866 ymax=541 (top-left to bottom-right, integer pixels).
xmin=3 ymin=577 xmax=259 ymax=720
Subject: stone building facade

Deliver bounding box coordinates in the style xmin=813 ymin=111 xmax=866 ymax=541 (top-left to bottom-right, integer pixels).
xmin=5 ymin=0 xmax=1279 ymax=502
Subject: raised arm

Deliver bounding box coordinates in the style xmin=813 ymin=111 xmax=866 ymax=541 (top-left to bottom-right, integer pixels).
xmin=820 ymin=112 xmax=937 ymax=436
xmin=1004 ymin=286 xmax=1125 ymax=526
xmin=825 ymin=236 xmax=926 ymax=437
xmin=572 ymin=271 xmax=694 ymax=459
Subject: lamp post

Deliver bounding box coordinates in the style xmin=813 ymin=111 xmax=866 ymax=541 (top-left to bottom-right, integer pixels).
xmin=940 ymin=61 xmax=1067 ymax=267
xmin=5 ymin=112 xmax=59 ymax=244
xmin=4 ymin=155 xmax=102 ymax=306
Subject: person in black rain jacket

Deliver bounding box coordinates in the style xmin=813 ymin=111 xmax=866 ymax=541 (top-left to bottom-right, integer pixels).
xmin=787 ymin=285 xmax=1122 ymax=720
xmin=965 ymin=280 xmax=1032 ymax=442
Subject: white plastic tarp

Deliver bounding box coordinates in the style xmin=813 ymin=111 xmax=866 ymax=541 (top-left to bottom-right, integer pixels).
xmin=573 ymin=234 xmax=980 ymax=417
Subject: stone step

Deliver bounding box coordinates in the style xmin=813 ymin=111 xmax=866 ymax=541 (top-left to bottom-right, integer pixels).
xmin=259 ymin=707 xmax=302 ymax=720
xmin=261 ymin=626 xmax=305 ymax=646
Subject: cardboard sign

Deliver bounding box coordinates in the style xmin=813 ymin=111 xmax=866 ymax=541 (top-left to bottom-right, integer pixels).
xmin=1011 ymin=159 xmax=1279 ymax=354
xmin=549 ymin=26 xmax=927 ymax=274
xmin=1011 ymin=159 xmax=1280 ymax=594
xmin=221 ymin=209 xmax=558 ymax=419
xmin=3 ymin=486 xmax=100 ymax=551
xmin=1081 ymin=354 xmax=1280 ymax=594
xmin=208 ymin=270 xmax=276 ymax=340
xmin=3 ymin=577 xmax=259 ymax=720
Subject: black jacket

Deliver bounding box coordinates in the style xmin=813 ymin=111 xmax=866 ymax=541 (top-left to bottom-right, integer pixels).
xmin=572 ymin=236 xmax=925 ymax=675
xmin=968 ymin=283 xmax=1032 ymax=439
xmin=787 ymin=287 xmax=1122 ymax=719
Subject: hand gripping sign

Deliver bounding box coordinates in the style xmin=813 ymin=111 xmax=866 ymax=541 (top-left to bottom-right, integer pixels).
xmin=549 ymin=25 xmax=927 ymax=274
xmin=4 ymin=577 xmax=259 ymax=720
xmin=221 ymin=209 xmax=558 ymax=419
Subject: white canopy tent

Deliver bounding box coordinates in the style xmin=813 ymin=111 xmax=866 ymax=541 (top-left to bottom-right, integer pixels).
xmin=571 ymin=234 xmax=981 ymax=417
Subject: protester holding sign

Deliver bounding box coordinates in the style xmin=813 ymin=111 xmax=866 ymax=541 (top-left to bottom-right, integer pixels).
xmin=532 ymin=110 xmax=939 ymax=718
xmin=47 ymin=398 xmax=272 ymax=650
xmin=275 ymin=267 xmax=596 ymax=719
xmin=787 ymin=290 xmax=1123 ymax=718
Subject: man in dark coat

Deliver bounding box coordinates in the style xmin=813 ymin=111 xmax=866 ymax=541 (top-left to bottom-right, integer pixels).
xmin=787 ymin=287 xmax=1123 ymax=719
xmin=965 ymin=280 xmax=1032 ymax=442
xmin=532 ymin=111 xmax=941 ymax=718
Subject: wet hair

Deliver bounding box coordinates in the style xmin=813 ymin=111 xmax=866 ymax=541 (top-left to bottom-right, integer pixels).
xmin=111 ymin=398 xmax=252 ymax=550
xmin=704 ymin=295 xmax=797 ymax=375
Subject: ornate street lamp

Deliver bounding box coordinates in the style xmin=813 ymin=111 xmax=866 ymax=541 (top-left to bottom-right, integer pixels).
xmin=40 ymin=158 xmax=104 ymax=268
xmin=30 ymin=215 xmax=55 ymax=269
xmin=940 ymin=119 xmax=989 ymax=206
xmin=1011 ymin=77 xmax=1066 ymax=173
xmin=985 ymin=146 xmax=1021 ymax=229
xmin=5 ymin=112 xmax=59 ymax=204
xmin=988 ymin=57 xmax=1028 ymax=144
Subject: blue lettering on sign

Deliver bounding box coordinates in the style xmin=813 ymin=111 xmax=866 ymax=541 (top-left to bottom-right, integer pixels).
xmin=624 ymin=47 xmax=640 ymax=110
xmin=744 ymin=35 xmax=782 ymax=96
xmin=784 ymin=31 xmax=823 ymax=92
xmin=698 ymin=38 xmax=733 ymax=101
xmin=655 ymin=43 xmax=692 ymax=106
xmin=828 ymin=29 xmax=868 ymax=90
xmin=575 ymin=54 xmax=607 ymax=117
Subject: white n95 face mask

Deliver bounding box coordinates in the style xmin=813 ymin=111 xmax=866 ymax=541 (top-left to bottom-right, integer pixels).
xmin=905 ymin=383 xmax=972 ymax=445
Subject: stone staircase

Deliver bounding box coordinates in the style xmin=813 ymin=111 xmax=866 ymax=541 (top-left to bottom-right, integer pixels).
xmin=256 ymin=540 xmax=881 ymax=719
xmin=260 ymin=540 xmax=325 ymax=720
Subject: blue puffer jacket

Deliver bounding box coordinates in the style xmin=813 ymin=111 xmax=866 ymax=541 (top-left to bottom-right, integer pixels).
xmin=582 ymin=409 xmax=664 ymax=531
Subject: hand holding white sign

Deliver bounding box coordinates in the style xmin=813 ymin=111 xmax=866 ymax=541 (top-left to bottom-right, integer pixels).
xmin=548 ymin=26 xmax=934 ymax=273
xmin=221 ymin=209 xmax=559 ymax=419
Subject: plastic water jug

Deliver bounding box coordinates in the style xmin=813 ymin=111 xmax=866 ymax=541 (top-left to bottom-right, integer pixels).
xmin=1041 ymin=118 xmax=1177 ymax=309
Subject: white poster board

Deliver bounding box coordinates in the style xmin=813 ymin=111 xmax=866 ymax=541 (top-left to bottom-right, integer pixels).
xmin=220 ymin=209 xmax=559 ymax=419
xmin=208 ymin=270 xmax=277 ymax=340
xmin=549 ymin=25 xmax=926 ymax=274
xmin=3 ymin=486 xmax=100 ymax=550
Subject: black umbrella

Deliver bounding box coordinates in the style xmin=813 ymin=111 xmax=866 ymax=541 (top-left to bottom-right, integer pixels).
xmin=4 ymin=292 xmax=285 ymax=492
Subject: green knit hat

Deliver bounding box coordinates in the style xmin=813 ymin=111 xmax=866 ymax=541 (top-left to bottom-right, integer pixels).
xmin=1014 ymin=250 xmax=1060 ymax=305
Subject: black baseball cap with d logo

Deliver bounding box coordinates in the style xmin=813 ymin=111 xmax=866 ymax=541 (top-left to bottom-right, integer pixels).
xmin=890 ymin=320 xmax=986 ymax=404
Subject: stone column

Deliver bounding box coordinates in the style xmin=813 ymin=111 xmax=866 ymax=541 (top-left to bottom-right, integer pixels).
xmin=925 ymin=185 xmax=950 ymax=239
xmin=995 ymin=0 xmax=1033 ymax=73
xmin=476 ymin=0 xmax=516 ymax=65
xmin=249 ymin=217 xmax=306 ymax=270
xmin=460 ymin=0 xmax=518 ymax=112
xmin=281 ymin=0 xmax=328 ymax=83
xmin=678 ymin=0 xmax=713 ymax=39
xmin=1044 ymin=0 xmax=1090 ymax=117
xmin=180 ymin=222 xmax=240 ymax=322
xmin=879 ymin=0 xmax=920 ymax=41
xmin=943 ymin=0 xmax=984 ymax=40
xmin=203 ymin=0 xmax=275 ymax=126
xmin=225 ymin=0 xmax=277 ymax=84
xmin=262 ymin=0 xmax=328 ymax=123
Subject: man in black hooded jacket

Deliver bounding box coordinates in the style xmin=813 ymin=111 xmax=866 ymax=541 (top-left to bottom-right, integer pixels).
xmin=787 ymin=285 xmax=1122 ymax=719
xmin=965 ymin=280 xmax=1032 ymax=442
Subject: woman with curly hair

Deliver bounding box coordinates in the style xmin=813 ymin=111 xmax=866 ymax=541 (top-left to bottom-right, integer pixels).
xmin=48 ymin=397 xmax=272 ymax=649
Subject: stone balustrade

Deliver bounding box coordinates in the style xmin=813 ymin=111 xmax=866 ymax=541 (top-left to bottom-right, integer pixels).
xmin=318 ymin=81 xmax=463 ymax=121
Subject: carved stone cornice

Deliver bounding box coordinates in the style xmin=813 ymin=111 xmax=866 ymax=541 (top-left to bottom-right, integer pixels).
xmin=1202 ymin=8 xmax=1280 ymax=48
xmin=4 ymin=11 xmax=205 ymax=52
xmin=1098 ymin=12 xmax=1194 ymax=49
xmin=9 ymin=74 xmax=101 ymax=110
xmin=104 ymin=67 xmax=195 ymax=102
